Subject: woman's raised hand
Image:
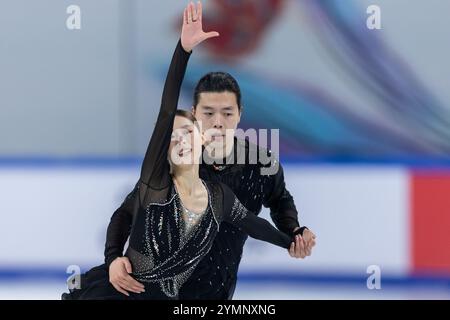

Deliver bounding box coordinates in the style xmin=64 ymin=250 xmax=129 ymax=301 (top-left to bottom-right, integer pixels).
xmin=181 ymin=1 xmax=220 ymax=52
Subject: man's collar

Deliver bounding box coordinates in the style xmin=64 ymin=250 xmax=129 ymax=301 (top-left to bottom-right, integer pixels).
xmin=202 ymin=137 xmax=243 ymax=170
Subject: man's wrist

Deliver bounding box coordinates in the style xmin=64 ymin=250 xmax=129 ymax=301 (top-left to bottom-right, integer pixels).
xmin=293 ymin=226 xmax=308 ymax=236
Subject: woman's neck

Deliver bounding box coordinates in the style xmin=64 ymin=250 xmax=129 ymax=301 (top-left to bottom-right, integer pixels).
xmin=172 ymin=165 xmax=201 ymax=196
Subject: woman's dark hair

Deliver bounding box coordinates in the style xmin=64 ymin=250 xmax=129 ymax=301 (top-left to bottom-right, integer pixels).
xmin=193 ymin=72 xmax=241 ymax=110
xmin=175 ymin=109 xmax=199 ymax=129
xmin=175 ymin=109 xmax=196 ymax=122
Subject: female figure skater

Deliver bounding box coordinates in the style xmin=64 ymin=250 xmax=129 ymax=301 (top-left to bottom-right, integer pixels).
xmin=62 ymin=1 xmax=295 ymax=300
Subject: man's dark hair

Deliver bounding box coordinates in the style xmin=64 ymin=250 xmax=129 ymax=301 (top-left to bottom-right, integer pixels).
xmin=193 ymin=72 xmax=242 ymax=111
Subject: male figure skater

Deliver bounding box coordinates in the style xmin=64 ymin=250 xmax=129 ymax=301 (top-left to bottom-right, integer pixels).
xmin=105 ymin=3 xmax=316 ymax=300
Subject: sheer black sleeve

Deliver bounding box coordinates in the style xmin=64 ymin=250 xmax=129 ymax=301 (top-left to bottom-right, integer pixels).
xmin=221 ymin=183 xmax=293 ymax=249
xmin=104 ymin=181 xmax=139 ymax=267
xmin=104 ymin=41 xmax=191 ymax=266
xmin=139 ymin=40 xmax=191 ymax=204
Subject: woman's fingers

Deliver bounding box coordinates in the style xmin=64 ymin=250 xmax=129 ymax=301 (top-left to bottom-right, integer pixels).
xmin=125 ymin=275 xmax=145 ymax=290
xmin=289 ymin=242 xmax=295 ymax=257
xmin=289 ymin=234 xmax=315 ymax=259
xmin=112 ymin=283 xmax=129 ymax=296
xmin=202 ymin=31 xmax=220 ymax=41
xmin=197 ymin=1 xmax=203 ymax=22
xmin=125 ymin=276 xmax=146 ymax=292
xmin=120 ymin=277 xmax=144 ymax=293
xmin=192 ymin=1 xmax=199 ymax=22
xmin=117 ymin=279 xmax=141 ymax=294
xmin=189 ymin=1 xmax=195 ymax=22
xmin=305 ymin=239 xmax=312 ymax=256
xmin=187 ymin=2 xmax=193 ymax=23
xmin=297 ymin=235 xmax=306 ymax=258
xmin=183 ymin=8 xmax=188 ymax=25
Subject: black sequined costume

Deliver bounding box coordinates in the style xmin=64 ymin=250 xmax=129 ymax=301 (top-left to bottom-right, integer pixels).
xmin=61 ymin=40 xmax=293 ymax=300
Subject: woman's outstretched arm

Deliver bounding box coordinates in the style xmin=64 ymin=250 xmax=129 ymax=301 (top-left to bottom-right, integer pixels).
xmin=108 ymin=2 xmax=219 ymax=296
xmin=221 ymin=183 xmax=294 ymax=249
xmin=139 ymin=1 xmax=219 ymax=195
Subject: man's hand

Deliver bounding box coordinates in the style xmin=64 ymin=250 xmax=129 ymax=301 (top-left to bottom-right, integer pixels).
xmin=181 ymin=1 xmax=219 ymax=53
xmin=109 ymin=257 xmax=145 ymax=296
xmin=302 ymin=229 xmax=316 ymax=256
xmin=288 ymin=228 xmax=316 ymax=259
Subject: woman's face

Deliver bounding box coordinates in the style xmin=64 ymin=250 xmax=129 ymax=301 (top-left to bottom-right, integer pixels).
xmin=168 ymin=115 xmax=203 ymax=170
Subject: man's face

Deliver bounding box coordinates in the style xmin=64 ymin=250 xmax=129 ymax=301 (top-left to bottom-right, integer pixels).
xmin=192 ymin=91 xmax=241 ymax=158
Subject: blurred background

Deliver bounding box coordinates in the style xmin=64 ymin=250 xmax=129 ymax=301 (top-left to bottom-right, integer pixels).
xmin=1 ymin=0 xmax=450 ymax=299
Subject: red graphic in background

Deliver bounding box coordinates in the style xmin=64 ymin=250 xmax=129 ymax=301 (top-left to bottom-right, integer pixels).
xmin=411 ymin=172 xmax=450 ymax=275
xmin=177 ymin=0 xmax=284 ymax=60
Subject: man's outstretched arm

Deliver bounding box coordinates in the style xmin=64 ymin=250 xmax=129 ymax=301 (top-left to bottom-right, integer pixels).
xmin=264 ymin=162 xmax=316 ymax=259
